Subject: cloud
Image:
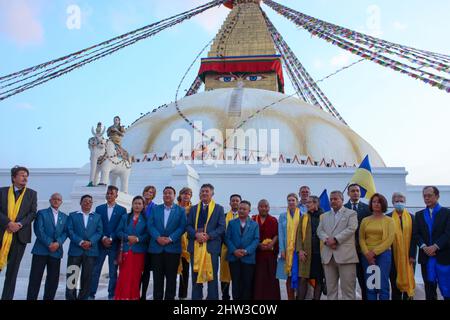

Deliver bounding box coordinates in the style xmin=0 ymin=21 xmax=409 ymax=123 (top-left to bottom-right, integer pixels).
xmin=149 ymin=0 xmax=229 ymax=35
xmin=0 ymin=0 xmax=44 ymax=46
xmin=330 ymin=52 xmax=352 ymax=68
xmin=14 ymin=102 xmax=34 ymax=110
xmin=313 ymin=58 xmax=324 ymax=70
xmin=393 ymin=21 xmax=408 ymax=31
xmin=192 ymin=5 xmax=229 ymax=35
xmin=109 ymin=5 xmax=142 ymax=34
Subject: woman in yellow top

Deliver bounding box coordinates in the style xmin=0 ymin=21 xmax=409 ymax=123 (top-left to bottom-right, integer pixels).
xmin=359 ymin=193 xmax=395 ymax=300
xmin=177 ymin=187 xmax=192 ymax=300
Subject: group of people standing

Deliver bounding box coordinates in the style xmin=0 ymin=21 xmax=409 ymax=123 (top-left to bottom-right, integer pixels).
xmin=278 ymin=185 xmax=450 ymax=301
xmin=0 ymin=166 xmax=450 ymax=300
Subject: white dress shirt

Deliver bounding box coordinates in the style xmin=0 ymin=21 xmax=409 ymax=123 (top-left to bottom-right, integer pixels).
xmin=79 ymin=211 xmax=93 ymax=246
xmin=333 ymin=207 xmax=343 ymax=228
xmin=51 ymin=207 xmax=58 ymax=225
xmin=81 ymin=211 xmax=91 ymax=228
xmin=164 ymin=205 xmax=172 ymax=228
xmin=351 ymin=201 xmax=360 ymax=211
xmin=107 ymin=204 xmax=115 ymax=221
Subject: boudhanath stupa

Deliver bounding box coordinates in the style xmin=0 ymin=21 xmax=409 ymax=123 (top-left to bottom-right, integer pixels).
xmin=1 ymin=0 xmax=449 ymax=212
xmin=1 ymin=0 xmax=449 ymax=300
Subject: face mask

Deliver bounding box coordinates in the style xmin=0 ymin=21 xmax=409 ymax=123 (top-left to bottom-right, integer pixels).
xmin=394 ymin=203 xmax=405 ymax=211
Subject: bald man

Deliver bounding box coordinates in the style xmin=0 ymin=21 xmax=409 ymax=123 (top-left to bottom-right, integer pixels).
xmin=27 ymin=193 xmax=68 ymax=300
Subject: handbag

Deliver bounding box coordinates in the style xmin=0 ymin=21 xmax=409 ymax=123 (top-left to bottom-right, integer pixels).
xmin=115 ymin=239 xmax=124 ymax=266
xmin=115 ymin=213 xmax=134 ymax=266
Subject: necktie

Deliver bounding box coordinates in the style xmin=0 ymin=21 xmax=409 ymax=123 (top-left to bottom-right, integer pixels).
xmin=352 ymin=203 xmax=357 ymax=211
xmin=15 ymin=189 xmax=22 ymax=200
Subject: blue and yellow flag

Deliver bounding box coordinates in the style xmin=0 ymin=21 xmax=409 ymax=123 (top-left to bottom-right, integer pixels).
xmin=319 ymin=189 xmax=331 ymax=212
xmin=349 ymin=155 xmax=376 ymax=199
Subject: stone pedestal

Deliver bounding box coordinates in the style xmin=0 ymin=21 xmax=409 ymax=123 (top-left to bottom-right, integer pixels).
xmin=69 ymin=165 xmax=133 ymax=280
xmin=69 ymin=163 xmax=133 ymax=212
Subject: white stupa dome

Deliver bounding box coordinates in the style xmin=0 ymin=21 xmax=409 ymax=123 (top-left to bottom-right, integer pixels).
xmin=123 ymin=88 xmax=385 ymax=167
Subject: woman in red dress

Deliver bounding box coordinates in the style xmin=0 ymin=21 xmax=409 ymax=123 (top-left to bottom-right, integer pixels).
xmin=115 ymin=196 xmax=149 ymax=300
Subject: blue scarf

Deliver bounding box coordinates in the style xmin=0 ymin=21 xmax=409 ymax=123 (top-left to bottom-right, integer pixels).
xmin=423 ymin=203 xmax=442 ymax=283
xmin=291 ymin=250 xmax=299 ymax=289
xmin=298 ymin=203 xmax=307 ymax=216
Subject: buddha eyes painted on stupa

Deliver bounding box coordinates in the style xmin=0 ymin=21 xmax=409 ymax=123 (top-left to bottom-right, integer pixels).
xmin=245 ymin=75 xmax=265 ymax=82
xmin=216 ymin=75 xmax=237 ymax=83
xmin=215 ymin=74 xmax=265 ymax=83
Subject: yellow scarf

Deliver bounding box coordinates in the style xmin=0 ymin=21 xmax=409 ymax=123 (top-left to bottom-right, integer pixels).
xmin=193 ymin=200 xmax=216 ymax=283
xmin=220 ymin=210 xmax=237 ymax=283
xmin=285 ymin=208 xmax=300 ymax=276
xmin=392 ymin=209 xmax=415 ymax=297
xmin=177 ymin=202 xmax=191 ymax=275
xmin=0 ymin=186 xmax=26 ymax=270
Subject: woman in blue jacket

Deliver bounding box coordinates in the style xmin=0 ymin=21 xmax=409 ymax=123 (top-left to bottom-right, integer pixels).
xmin=114 ymin=196 xmax=149 ymax=300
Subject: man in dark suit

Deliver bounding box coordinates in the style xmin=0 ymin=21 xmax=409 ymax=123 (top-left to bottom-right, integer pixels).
xmin=89 ymin=185 xmax=127 ymax=300
xmin=0 ymin=166 xmax=37 ymax=300
xmin=27 ymin=193 xmax=68 ymax=300
xmin=344 ymin=183 xmax=371 ymax=300
xmin=148 ymin=186 xmax=187 ymax=300
xmin=66 ymin=195 xmax=103 ymax=300
xmin=414 ymin=186 xmax=450 ymax=300
xmin=187 ymin=183 xmax=225 ymax=300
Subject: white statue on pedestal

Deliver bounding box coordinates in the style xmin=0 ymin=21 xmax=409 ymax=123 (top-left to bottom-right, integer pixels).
xmin=88 ymin=119 xmax=131 ymax=193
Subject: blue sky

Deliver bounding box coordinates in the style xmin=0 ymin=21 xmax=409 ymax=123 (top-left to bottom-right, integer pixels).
xmin=0 ymin=0 xmax=449 ymax=185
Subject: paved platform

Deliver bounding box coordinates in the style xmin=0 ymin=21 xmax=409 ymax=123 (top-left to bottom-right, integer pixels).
xmin=0 ymin=242 xmax=443 ymax=300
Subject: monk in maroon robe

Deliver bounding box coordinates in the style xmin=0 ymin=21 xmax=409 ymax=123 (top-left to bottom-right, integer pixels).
xmin=252 ymin=199 xmax=281 ymax=300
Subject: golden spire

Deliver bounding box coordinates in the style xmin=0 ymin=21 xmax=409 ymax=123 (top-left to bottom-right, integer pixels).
xmin=199 ymin=0 xmax=284 ymax=92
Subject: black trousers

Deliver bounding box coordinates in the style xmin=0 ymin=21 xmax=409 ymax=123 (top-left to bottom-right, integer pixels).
xmin=356 ymin=254 xmax=367 ymax=300
xmin=1 ymin=235 xmax=26 ymax=300
xmin=27 ymin=254 xmax=61 ymax=300
xmin=65 ymin=255 xmax=96 ymax=300
xmin=140 ymin=253 xmax=152 ymax=300
xmin=178 ymin=257 xmax=189 ymax=299
xmin=390 ymin=260 xmax=416 ymax=300
xmin=421 ymin=263 xmax=438 ymax=300
xmin=151 ymin=252 xmax=180 ymax=300
xmin=221 ymin=281 xmax=231 ymax=300
xmin=229 ymin=260 xmax=255 ymax=300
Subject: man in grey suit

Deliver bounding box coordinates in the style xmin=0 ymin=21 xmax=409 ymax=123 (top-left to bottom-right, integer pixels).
xmin=317 ymin=190 xmax=359 ymax=300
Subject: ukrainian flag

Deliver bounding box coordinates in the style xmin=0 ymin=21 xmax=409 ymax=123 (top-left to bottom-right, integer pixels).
xmin=319 ymin=189 xmax=331 ymax=212
xmin=349 ymin=155 xmax=376 ymax=199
